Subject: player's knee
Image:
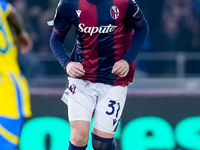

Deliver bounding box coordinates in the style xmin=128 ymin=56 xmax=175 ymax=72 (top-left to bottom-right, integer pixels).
xmin=92 ymin=132 xmax=116 ymax=150
xmin=70 ymin=131 xmax=89 ymax=146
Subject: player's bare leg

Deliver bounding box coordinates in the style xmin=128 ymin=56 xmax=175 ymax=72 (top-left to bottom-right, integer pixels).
xmin=93 ymin=128 xmax=114 ymax=138
xmin=69 ymin=121 xmax=90 ymax=149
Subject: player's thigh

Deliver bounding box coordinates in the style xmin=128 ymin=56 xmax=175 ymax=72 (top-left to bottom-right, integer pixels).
xmin=67 ymin=96 xmax=93 ymax=122
xmin=93 ymin=85 xmax=127 ymax=136
xmin=68 ymin=99 xmax=91 ymax=143
xmin=0 ymin=117 xmax=24 ymax=150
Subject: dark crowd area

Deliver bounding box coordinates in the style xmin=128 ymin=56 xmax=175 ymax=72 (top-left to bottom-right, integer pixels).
xmin=7 ymin=0 xmax=200 ymax=78
xmin=140 ymin=0 xmax=200 ymax=52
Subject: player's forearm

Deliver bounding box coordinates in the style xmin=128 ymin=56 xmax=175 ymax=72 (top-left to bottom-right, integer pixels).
xmin=50 ymin=30 xmax=71 ymax=70
xmin=7 ymin=7 xmax=23 ymax=35
xmin=122 ymin=19 xmax=149 ymax=66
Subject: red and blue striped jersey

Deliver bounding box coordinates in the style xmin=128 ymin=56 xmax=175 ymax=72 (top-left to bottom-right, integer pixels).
xmin=51 ymin=0 xmax=148 ymax=86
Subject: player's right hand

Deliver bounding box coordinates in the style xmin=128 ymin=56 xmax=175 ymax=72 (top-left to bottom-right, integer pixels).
xmin=15 ymin=31 xmax=33 ymax=55
xmin=66 ymin=62 xmax=85 ymax=78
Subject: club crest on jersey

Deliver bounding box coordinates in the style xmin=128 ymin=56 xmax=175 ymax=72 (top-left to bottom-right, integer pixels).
xmin=68 ymin=84 xmax=76 ymax=95
xmin=110 ymin=6 xmax=119 ymax=20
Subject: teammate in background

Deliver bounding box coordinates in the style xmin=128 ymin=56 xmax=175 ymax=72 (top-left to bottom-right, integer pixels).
xmin=49 ymin=0 xmax=148 ymax=149
xmin=0 ymin=0 xmax=32 ymax=149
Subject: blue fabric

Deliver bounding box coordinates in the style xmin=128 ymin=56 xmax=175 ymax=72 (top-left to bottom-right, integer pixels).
xmin=0 ymin=0 xmax=8 ymax=12
xmin=50 ymin=30 xmax=71 ymax=70
xmin=0 ymin=117 xmax=24 ymax=150
xmin=68 ymin=141 xmax=87 ymax=150
xmin=0 ymin=117 xmax=24 ymax=135
xmin=92 ymin=133 xmax=116 ymax=150
xmin=0 ymin=136 xmax=17 ymax=150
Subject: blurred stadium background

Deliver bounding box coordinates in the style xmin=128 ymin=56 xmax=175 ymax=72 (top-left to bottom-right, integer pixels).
xmin=6 ymin=0 xmax=200 ymax=149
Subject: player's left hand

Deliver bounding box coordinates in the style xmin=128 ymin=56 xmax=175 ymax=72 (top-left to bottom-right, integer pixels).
xmin=112 ymin=59 xmax=129 ymax=77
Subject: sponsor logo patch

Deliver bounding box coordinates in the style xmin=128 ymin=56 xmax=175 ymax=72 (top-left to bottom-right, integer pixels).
xmin=78 ymin=23 xmax=118 ymax=36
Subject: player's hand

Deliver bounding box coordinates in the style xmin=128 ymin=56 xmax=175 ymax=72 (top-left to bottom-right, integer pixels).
xmin=15 ymin=31 xmax=33 ymax=55
xmin=112 ymin=59 xmax=129 ymax=77
xmin=66 ymin=62 xmax=85 ymax=78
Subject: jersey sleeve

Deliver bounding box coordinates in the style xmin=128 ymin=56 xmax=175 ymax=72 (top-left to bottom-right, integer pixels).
xmin=122 ymin=0 xmax=149 ymax=66
xmin=49 ymin=0 xmax=72 ymax=70
xmin=124 ymin=0 xmax=144 ymax=28
xmin=53 ymin=0 xmax=72 ymax=35
xmin=0 ymin=0 xmax=12 ymax=17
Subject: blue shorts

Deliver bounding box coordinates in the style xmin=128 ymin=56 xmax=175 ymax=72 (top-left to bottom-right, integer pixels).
xmin=0 ymin=117 xmax=24 ymax=150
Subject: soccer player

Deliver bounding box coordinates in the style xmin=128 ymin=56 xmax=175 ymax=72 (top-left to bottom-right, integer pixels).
xmin=49 ymin=0 xmax=148 ymax=149
xmin=0 ymin=0 xmax=32 ymax=149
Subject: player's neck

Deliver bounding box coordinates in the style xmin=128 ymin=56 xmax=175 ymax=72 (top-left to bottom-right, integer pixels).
xmin=87 ymin=0 xmax=105 ymax=5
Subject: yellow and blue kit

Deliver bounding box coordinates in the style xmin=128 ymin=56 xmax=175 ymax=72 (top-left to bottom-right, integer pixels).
xmin=0 ymin=0 xmax=32 ymax=149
